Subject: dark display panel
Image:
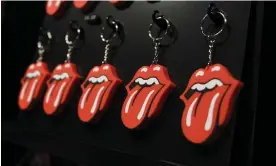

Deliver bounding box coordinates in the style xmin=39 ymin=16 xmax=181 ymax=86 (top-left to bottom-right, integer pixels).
xmin=2 ymin=1 xmax=262 ymax=166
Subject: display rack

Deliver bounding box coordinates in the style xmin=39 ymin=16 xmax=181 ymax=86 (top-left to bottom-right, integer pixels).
xmin=2 ymin=1 xmax=263 ymax=166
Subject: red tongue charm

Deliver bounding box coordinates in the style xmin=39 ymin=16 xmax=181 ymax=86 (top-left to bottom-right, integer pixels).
xmin=180 ymin=64 xmax=243 ymax=144
xmin=121 ymin=64 xmax=175 ymax=129
xmin=46 ymin=0 xmax=66 ymax=16
xmin=73 ymin=0 xmax=88 ymax=9
xmin=18 ymin=62 xmax=50 ymax=110
xmin=43 ymin=62 xmax=80 ymax=115
xmin=73 ymin=0 xmax=94 ymax=12
xmin=78 ymin=64 xmax=122 ymax=123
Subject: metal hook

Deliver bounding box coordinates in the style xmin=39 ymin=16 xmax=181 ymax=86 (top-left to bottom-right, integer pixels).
xmin=207 ymin=3 xmax=225 ymax=26
xmin=152 ymin=10 xmax=168 ymax=30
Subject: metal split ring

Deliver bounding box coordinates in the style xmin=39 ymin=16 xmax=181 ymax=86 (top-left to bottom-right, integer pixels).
xmin=37 ymin=27 xmax=52 ymax=51
xmin=100 ymin=16 xmax=120 ymax=43
xmin=200 ymin=10 xmax=227 ymax=38
xmin=148 ymin=15 xmax=171 ymax=42
xmin=65 ymin=20 xmax=83 ymax=47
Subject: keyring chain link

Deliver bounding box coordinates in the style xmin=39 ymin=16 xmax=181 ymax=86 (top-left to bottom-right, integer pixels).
xmin=152 ymin=40 xmax=161 ymax=64
xmin=37 ymin=41 xmax=45 ymax=62
xmin=64 ymin=24 xmax=82 ymax=63
xmin=207 ymin=36 xmax=216 ymax=66
xmin=201 ymin=9 xmax=227 ymax=67
xmin=102 ymin=42 xmax=110 ymax=64
xmin=100 ymin=17 xmax=119 ymax=64
xmin=65 ymin=45 xmax=74 ymax=63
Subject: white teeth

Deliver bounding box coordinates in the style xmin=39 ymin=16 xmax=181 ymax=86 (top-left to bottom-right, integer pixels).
xmin=53 ymin=75 xmax=61 ymax=80
xmin=26 ymin=70 xmax=41 ymax=78
xmin=191 ymin=84 xmax=197 ymax=90
xmin=135 ymin=78 xmax=146 ymax=85
xmin=134 ymin=77 xmax=159 ymax=86
xmin=88 ymin=75 xmax=108 ymax=84
xmin=135 ymin=78 xmax=140 ymax=83
xmin=53 ymin=73 xmax=69 ymax=80
xmin=89 ymin=77 xmax=97 ymax=83
xmin=26 ymin=73 xmax=32 ymax=78
xmin=206 ymin=80 xmax=217 ymax=89
xmin=197 ymin=84 xmax=205 ymax=91
xmin=146 ymin=78 xmax=154 ymax=85
xmin=146 ymin=78 xmax=159 ymax=86
xmin=61 ymin=73 xmax=69 ymax=79
xmin=97 ymin=75 xmax=108 ymax=83
xmin=191 ymin=79 xmax=223 ymax=91
xmin=217 ymin=81 xmax=223 ymax=87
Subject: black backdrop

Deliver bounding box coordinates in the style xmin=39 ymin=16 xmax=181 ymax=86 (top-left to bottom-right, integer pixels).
xmin=2 ymin=1 xmax=263 ymax=166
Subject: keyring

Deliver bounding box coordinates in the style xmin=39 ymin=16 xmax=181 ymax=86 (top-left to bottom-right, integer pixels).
xmin=200 ymin=10 xmax=227 ymax=38
xmin=148 ymin=15 xmax=171 ymax=42
xmin=64 ymin=21 xmax=84 ymax=62
xmin=37 ymin=28 xmax=53 ymax=62
xmin=100 ymin=16 xmax=119 ymax=43
xmin=37 ymin=28 xmax=52 ymax=51
xmin=65 ymin=21 xmax=82 ymax=47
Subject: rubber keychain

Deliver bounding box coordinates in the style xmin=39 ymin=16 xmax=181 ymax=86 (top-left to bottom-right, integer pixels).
xmin=43 ymin=21 xmax=83 ymax=115
xmin=180 ymin=9 xmax=243 ymax=144
xmin=18 ymin=28 xmax=52 ymax=110
xmin=78 ymin=16 xmax=122 ymax=123
xmin=73 ymin=0 xmax=94 ymax=12
xmin=121 ymin=11 xmax=175 ymax=130
xmin=46 ymin=0 xmax=67 ymax=16
xmin=73 ymin=0 xmax=88 ymax=9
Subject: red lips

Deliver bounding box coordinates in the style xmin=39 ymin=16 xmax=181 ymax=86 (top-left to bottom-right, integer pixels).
xmin=180 ymin=64 xmax=243 ymax=144
xmin=18 ymin=62 xmax=50 ymax=110
xmin=46 ymin=0 xmax=65 ymax=16
xmin=121 ymin=65 xmax=175 ymax=129
xmin=78 ymin=64 xmax=122 ymax=123
xmin=43 ymin=63 xmax=80 ymax=115
xmin=73 ymin=0 xmax=88 ymax=9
